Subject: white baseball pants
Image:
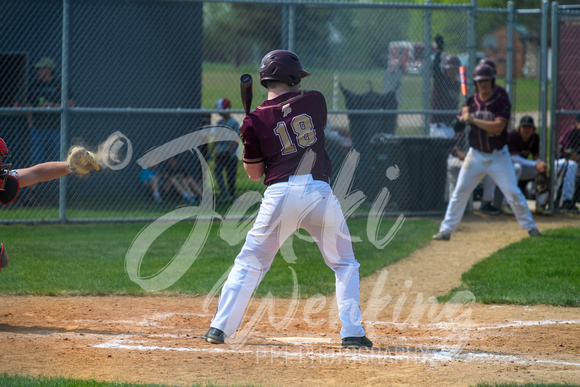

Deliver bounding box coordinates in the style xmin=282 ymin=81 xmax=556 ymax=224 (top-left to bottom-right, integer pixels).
xmin=211 ymin=174 xmax=366 ymax=339
xmin=556 ymin=158 xmax=578 ymax=202
xmin=440 ymin=146 xmax=537 ymax=233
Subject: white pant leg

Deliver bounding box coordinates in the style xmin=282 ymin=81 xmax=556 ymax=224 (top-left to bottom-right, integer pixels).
xmin=440 ymin=148 xmax=488 ymax=233
xmin=487 ymin=147 xmax=537 ymax=231
xmin=446 ymin=155 xmax=463 ymax=202
xmin=301 ymin=181 xmax=365 ymax=338
xmin=211 ymin=183 xmax=299 ymax=336
xmin=557 ymin=159 xmax=578 ymax=202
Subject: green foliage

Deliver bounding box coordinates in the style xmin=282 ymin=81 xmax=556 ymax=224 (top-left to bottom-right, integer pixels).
xmin=441 ymin=227 xmax=580 ymax=307
xmin=0 ymin=217 xmax=438 ymax=297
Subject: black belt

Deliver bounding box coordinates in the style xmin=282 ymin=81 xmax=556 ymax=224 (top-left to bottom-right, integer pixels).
xmin=268 ymin=173 xmax=329 ymax=186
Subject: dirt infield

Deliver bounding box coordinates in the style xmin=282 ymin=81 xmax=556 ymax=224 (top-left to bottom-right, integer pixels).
xmin=0 ymin=213 xmax=579 ymax=386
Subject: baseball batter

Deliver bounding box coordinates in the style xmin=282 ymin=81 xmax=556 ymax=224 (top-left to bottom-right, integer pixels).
xmin=433 ymin=64 xmax=540 ymax=241
xmin=0 ymin=138 xmax=100 ymax=272
xmin=203 ymin=50 xmax=372 ymax=349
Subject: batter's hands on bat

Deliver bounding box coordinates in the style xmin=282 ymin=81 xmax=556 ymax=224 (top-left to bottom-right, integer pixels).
xmin=459 ymin=106 xmax=471 ymax=123
xmin=67 ymin=146 xmax=101 ymax=176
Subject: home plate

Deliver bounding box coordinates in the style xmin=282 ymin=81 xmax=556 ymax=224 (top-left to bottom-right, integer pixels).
xmin=267 ymin=337 xmax=334 ymax=345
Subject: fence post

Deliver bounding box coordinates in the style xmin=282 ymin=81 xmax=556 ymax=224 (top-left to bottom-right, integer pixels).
xmin=288 ymin=4 xmax=295 ymax=52
xmin=549 ymin=1 xmax=559 ymax=211
xmin=60 ymin=0 xmax=71 ymax=222
xmin=539 ymin=0 xmax=549 ymax=161
xmin=423 ymin=0 xmax=432 ymax=135
xmin=506 ymin=1 xmax=514 ymax=106
xmin=281 ymin=4 xmax=295 ymax=51
xmin=467 ymin=0 xmax=477 ymax=97
xmin=282 ymin=6 xmax=288 ymax=50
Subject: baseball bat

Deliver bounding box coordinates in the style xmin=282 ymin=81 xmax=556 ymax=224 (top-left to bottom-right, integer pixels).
xmin=240 ymin=74 xmax=253 ymax=116
xmin=459 ymin=66 xmax=468 ymax=103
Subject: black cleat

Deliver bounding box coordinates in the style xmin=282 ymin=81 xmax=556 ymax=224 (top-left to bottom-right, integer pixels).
xmin=203 ymin=327 xmax=225 ymax=344
xmin=341 ymin=336 xmax=373 ymax=349
xmin=432 ymin=231 xmax=451 ymax=241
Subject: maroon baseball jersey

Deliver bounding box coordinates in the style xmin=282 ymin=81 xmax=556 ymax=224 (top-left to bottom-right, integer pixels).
xmin=241 ymin=91 xmax=332 ymax=185
xmin=465 ymin=87 xmax=511 ymax=153
xmin=507 ymin=130 xmax=540 ymax=159
xmin=559 ymin=125 xmax=580 ymax=156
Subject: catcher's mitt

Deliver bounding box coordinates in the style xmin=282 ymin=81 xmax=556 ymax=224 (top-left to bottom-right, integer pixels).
xmin=67 ymin=146 xmax=101 ymax=175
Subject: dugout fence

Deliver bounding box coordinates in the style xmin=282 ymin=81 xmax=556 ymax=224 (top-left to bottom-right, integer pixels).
xmin=0 ymin=0 xmax=573 ymax=223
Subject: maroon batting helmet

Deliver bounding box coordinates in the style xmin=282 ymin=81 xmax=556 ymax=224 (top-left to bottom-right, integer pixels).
xmin=473 ymin=63 xmax=495 ymax=82
xmin=259 ymin=50 xmax=310 ymax=88
xmin=443 ymin=55 xmax=461 ymax=70
xmin=479 ymin=58 xmax=497 ymax=74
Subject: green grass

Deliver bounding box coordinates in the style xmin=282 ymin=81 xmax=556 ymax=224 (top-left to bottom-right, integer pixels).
xmin=474 ymin=384 xmax=580 ymax=387
xmin=202 ymin=61 xmax=543 ymax=113
xmin=0 ymin=217 xmax=438 ymax=297
xmin=441 ymin=227 xmax=580 ymax=307
xmin=0 ymin=373 xmax=233 ymax=387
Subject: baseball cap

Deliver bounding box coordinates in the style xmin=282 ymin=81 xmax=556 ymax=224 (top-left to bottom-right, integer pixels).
xmin=34 ymin=57 xmax=55 ymax=69
xmin=519 ymin=115 xmax=535 ymax=128
xmin=215 ymin=98 xmax=231 ymax=110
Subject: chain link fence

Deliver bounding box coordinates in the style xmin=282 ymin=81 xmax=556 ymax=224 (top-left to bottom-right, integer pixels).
xmin=552 ymin=4 xmax=580 ymax=208
xmin=0 ymin=0 xmax=571 ymax=223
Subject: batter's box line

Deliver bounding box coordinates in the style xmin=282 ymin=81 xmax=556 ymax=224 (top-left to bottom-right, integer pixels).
xmin=91 ymin=335 xmax=580 ymax=367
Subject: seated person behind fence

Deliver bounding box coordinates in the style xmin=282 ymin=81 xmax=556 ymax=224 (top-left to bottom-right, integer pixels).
xmin=557 ymin=113 xmax=580 ymax=211
xmin=164 ymin=155 xmax=202 ymax=205
xmin=214 ymin=98 xmax=240 ymax=204
xmin=480 ymin=116 xmax=552 ymax=215
xmin=140 ymin=165 xmax=164 ymax=205
xmin=430 ymin=35 xmax=461 ymax=138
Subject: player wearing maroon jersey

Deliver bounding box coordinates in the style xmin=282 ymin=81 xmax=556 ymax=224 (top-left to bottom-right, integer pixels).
xmin=203 ymin=50 xmax=372 ymax=349
xmin=433 ymin=64 xmax=540 ymax=241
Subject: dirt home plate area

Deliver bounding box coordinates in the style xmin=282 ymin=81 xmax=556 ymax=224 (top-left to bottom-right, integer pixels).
xmin=1 ymin=214 xmax=579 ymax=386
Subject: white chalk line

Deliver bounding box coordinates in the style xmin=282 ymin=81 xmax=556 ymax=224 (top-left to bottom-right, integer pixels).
xmin=90 ymin=334 xmax=580 ymax=368
xmin=6 ymin=312 xmax=577 ymax=368
xmin=365 ymin=319 xmax=580 ymax=330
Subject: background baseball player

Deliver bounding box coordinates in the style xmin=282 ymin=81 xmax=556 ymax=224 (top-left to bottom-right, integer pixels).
xmin=478 ymin=58 xmax=510 ymax=215
xmin=433 ymin=63 xmax=540 ymax=241
xmin=203 ymin=50 xmax=372 ymax=349
xmin=0 ymin=137 xmax=100 ymax=272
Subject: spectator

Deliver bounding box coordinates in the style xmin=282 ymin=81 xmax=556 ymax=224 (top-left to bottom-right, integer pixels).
xmin=557 ymin=113 xmax=580 ymax=211
xmin=213 ymin=98 xmax=240 ymax=204
xmin=27 ymin=57 xmax=74 ymax=165
xmin=164 ymin=155 xmax=201 ymax=205
xmin=430 ymin=34 xmax=461 ymax=138
xmin=140 ymin=166 xmax=164 ymax=205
